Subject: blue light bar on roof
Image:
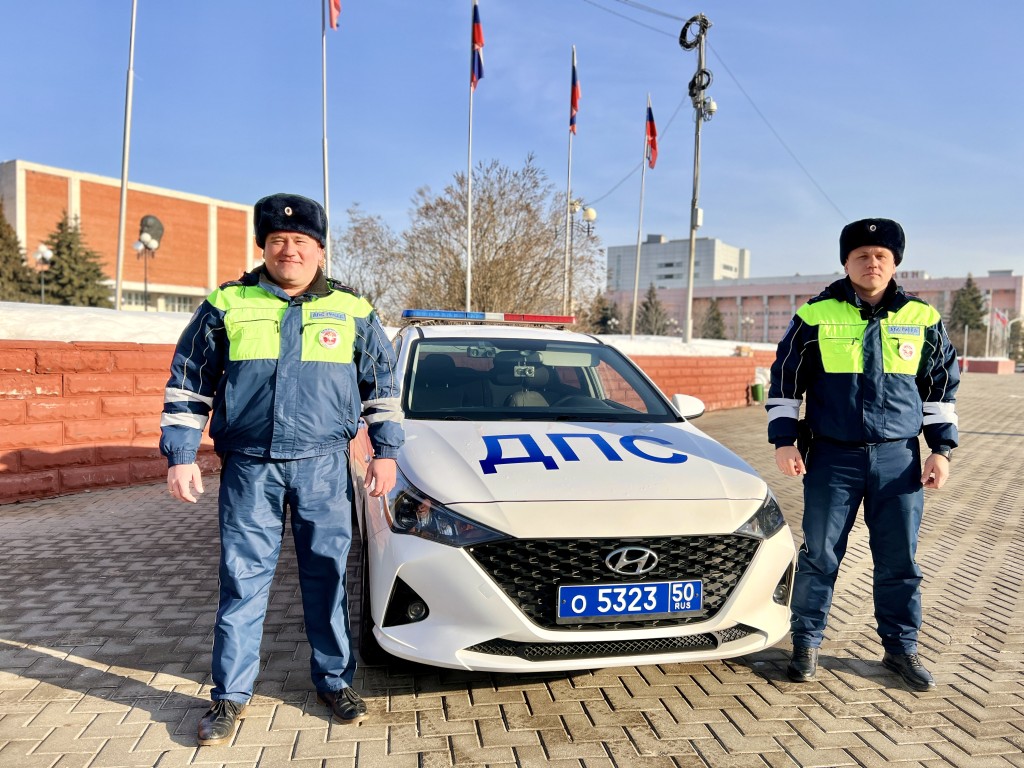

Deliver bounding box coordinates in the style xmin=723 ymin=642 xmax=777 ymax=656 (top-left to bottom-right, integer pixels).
xmin=402 ymin=309 xmax=575 ymax=325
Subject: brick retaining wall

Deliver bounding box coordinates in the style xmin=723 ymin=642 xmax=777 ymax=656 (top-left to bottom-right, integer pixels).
xmin=0 ymin=340 xmax=773 ymax=505
xmin=0 ymin=340 xmax=218 ymax=504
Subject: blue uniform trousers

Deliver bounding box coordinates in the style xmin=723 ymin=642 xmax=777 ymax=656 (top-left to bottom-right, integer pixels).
xmin=790 ymin=438 xmax=924 ymax=654
xmin=211 ymin=451 xmax=356 ymax=703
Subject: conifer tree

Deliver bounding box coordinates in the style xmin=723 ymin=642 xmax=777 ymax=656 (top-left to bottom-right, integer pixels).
xmin=948 ymin=274 xmax=986 ymax=356
xmin=700 ymin=297 xmax=726 ymax=340
xmin=578 ymin=291 xmax=622 ymax=334
xmin=636 ymin=284 xmax=671 ymax=336
xmin=0 ymin=201 xmax=39 ymax=302
xmin=43 ymin=213 xmax=113 ymax=308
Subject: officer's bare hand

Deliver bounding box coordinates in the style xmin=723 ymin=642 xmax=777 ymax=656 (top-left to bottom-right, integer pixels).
xmin=921 ymin=453 xmax=949 ymax=489
xmin=775 ymin=445 xmax=806 ymax=477
xmin=168 ymin=464 xmax=204 ymax=503
xmin=365 ymin=457 xmax=397 ymax=497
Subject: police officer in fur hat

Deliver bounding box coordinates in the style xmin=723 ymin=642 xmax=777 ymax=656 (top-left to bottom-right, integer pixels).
xmin=160 ymin=193 xmax=403 ymax=744
xmin=766 ymin=218 xmax=959 ymax=691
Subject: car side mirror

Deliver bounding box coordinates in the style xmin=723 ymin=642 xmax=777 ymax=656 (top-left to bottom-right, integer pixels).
xmin=671 ymin=393 xmax=706 ymax=420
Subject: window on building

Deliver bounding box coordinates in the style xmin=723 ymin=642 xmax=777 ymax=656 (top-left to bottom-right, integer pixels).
xmin=122 ymin=291 xmax=147 ymax=307
xmin=165 ymin=295 xmax=198 ymax=313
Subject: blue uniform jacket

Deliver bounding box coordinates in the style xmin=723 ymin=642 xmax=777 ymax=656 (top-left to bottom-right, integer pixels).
xmin=160 ymin=266 xmax=403 ymax=466
xmin=766 ymin=277 xmax=959 ymax=451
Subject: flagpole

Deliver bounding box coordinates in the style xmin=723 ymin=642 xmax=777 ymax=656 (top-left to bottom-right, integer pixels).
xmin=114 ymin=0 xmax=139 ymax=311
xmin=630 ymin=95 xmax=652 ymax=338
xmin=321 ymin=0 xmax=332 ymax=277
xmin=465 ymin=24 xmax=474 ymax=312
xmin=563 ymin=46 xmax=577 ymax=316
xmin=466 ymin=0 xmax=484 ymax=311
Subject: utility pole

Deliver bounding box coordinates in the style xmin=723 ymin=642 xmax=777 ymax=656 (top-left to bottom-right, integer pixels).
xmin=679 ymin=14 xmax=716 ymax=343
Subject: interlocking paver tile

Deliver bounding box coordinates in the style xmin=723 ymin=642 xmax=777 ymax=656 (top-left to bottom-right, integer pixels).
xmin=918 ymin=741 xmax=1021 ymax=767
xmin=707 ymin=719 xmax=785 ymax=754
xmin=477 ymin=716 xmax=543 ymax=748
xmin=2 ymin=374 xmax=1023 ymax=765
xmin=500 ymin=701 xmax=564 ymax=732
xmin=773 ymin=734 xmax=859 ymax=767
xmin=0 ymin=740 xmax=62 ymax=768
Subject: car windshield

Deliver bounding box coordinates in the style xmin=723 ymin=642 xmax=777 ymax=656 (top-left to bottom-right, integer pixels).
xmin=404 ymin=337 xmax=679 ymax=422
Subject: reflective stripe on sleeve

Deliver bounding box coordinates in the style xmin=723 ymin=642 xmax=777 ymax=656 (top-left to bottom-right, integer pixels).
xmin=923 ymin=401 xmax=958 ymax=426
xmin=164 ymin=387 xmax=214 ymax=407
xmin=766 ymin=397 xmax=801 ymax=422
xmin=362 ymin=397 xmax=403 ymax=424
xmin=160 ymin=412 xmax=209 ymax=429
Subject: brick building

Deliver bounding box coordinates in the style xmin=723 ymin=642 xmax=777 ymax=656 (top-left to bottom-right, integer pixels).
xmin=0 ymin=159 xmax=257 ymax=312
xmin=609 ymin=258 xmax=1023 ymax=354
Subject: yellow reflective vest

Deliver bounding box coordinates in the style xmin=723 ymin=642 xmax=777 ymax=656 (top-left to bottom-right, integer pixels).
xmin=160 ymin=267 xmax=403 ymax=466
xmin=767 ymin=278 xmax=959 ymax=450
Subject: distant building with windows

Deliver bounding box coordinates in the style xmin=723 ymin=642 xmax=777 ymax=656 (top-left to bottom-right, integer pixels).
xmin=606 ymin=235 xmax=750 ymax=294
xmin=606 ymin=234 xmax=1023 ymax=352
xmin=0 ymin=159 xmax=258 ymax=312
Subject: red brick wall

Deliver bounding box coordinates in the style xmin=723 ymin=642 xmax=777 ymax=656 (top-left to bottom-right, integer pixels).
xmin=78 ymin=181 xmax=122 ymax=277
xmin=0 ymin=340 xmax=216 ymax=505
xmin=632 ymin=355 xmax=764 ymax=411
xmin=218 ymin=207 xmax=252 ymax=284
xmin=0 ymin=341 xmax=770 ymax=505
xmin=25 ymin=171 xmax=69 ymax=253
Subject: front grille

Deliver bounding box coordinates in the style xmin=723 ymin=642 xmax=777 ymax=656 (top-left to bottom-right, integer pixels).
xmin=467 ymin=535 xmax=760 ymax=631
xmin=465 ymin=625 xmax=755 ymax=661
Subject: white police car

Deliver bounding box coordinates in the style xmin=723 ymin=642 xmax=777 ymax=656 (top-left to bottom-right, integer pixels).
xmin=350 ymin=310 xmax=796 ymax=672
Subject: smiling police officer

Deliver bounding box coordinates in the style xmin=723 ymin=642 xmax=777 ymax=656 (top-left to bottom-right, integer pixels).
xmin=766 ymin=218 xmax=959 ymax=691
xmin=160 ymin=193 xmax=403 ymax=745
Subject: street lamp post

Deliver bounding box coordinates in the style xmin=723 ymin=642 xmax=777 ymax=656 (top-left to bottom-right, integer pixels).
xmin=565 ymin=199 xmax=597 ymax=315
xmin=132 ymin=215 xmax=163 ymax=311
xmin=32 ymin=245 xmax=53 ymax=304
xmin=741 ymin=315 xmax=755 ymax=343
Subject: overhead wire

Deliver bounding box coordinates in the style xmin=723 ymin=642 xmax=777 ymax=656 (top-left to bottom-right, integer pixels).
xmin=578 ymin=0 xmax=846 ymax=220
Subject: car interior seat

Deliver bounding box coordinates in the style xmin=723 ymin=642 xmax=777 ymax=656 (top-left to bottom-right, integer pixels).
xmin=413 ymin=353 xmax=460 ymax=410
xmin=501 ymin=361 xmax=551 ymax=407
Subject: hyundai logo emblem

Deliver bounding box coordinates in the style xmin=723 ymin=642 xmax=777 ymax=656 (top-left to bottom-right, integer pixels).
xmin=605 ymin=546 xmax=659 ymax=576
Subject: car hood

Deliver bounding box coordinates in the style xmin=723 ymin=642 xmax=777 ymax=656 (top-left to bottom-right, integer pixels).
xmin=400 ymin=420 xmax=767 ymax=505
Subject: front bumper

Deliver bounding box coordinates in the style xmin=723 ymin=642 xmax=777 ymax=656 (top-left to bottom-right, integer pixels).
xmin=366 ymin=525 xmax=796 ymax=673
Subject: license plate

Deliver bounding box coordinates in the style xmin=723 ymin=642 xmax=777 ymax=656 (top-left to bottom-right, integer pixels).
xmin=556 ymin=580 xmax=703 ymax=624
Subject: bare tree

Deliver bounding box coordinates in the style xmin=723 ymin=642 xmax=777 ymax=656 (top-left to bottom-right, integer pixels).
xmin=331 ymin=206 xmax=404 ymax=323
xmin=398 ymin=156 xmax=602 ymax=314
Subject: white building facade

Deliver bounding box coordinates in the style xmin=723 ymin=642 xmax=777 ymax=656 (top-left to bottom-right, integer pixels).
xmin=606 ymin=235 xmax=750 ymax=294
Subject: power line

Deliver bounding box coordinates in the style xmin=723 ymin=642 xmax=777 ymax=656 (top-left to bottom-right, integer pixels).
xmin=577 ymin=0 xmax=846 ymax=221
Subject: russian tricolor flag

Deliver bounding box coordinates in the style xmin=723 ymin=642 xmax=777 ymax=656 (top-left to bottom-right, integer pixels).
xmin=646 ymin=99 xmax=658 ymax=169
xmin=471 ymin=0 xmax=485 ymax=90
xmin=569 ymin=47 xmax=581 ymax=134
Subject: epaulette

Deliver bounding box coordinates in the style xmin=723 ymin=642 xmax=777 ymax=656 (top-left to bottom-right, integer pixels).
xmin=219 ymin=268 xmax=260 ymax=290
xmin=326 ymin=277 xmax=360 ymax=297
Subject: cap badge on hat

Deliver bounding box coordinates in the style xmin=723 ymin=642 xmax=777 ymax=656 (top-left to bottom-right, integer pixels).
xmin=284 ymin=206 xmax=293 ymax=216
xmin=868 ymin=224 xmax=877 ymax=232
xmin=899 ymin=342 xmax=916 ymax=361
xmin=319 ymin=328 xmax=339 ymax=348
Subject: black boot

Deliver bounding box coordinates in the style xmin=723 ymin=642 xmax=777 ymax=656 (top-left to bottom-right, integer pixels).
xmin=318 ymin=687 xmax=369 ymax=724
xmin=882 ymin=652 xmax=935 ymax=691
xmin=787 ymin=646 xmax=818 ymax=682
xmin=197 ymin=699 xmax=247 ymax=746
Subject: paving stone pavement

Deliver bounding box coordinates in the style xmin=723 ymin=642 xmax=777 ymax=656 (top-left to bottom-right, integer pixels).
xmin=0 ymin=372 xmax=1022 ymax=768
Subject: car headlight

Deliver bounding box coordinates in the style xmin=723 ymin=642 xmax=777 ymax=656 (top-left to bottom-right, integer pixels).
xmin=384 ymin=471 xmax=507 ymax=547
xmin=734 ymin=490 xmax=787 ymax=539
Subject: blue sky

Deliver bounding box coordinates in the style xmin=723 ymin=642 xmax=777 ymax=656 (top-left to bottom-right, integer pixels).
xmin=3 ymin=1 xmax=1022 ymax=280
